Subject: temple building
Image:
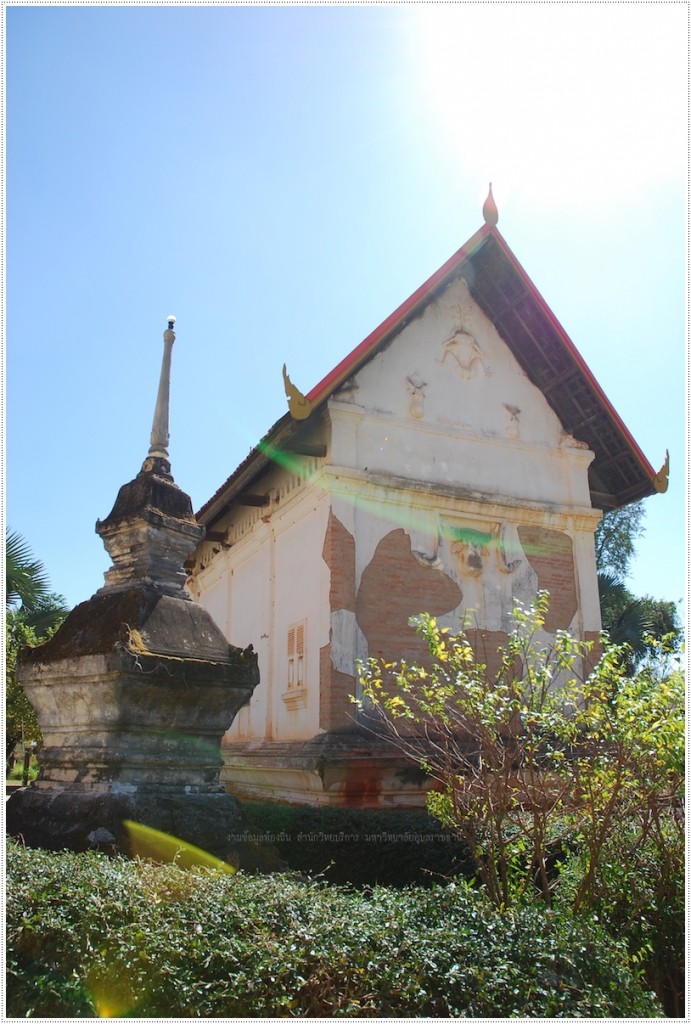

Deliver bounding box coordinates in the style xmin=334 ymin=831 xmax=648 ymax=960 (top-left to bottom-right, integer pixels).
xmin=187 ymin=189 xmax=667 ymax=808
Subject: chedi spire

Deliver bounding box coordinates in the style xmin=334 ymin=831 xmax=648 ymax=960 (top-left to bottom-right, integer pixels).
xmin=95 ymin=317 xmax=202 ymax=597
xmin=146 ymin=315 xmax=176 ymax=467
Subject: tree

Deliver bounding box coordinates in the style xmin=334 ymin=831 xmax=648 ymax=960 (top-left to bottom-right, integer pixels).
xmin=637 ymin=595 xmax=682 ymax=656
xmin=6 ymin=529 xmax=68 ymax=634
xmin=597 ymin=572 xmax=682 ymax=671
xmin=595 ymin=503 xmax=683 ymax=667
xmin=6 ymin=616 xmax=42 ymax=764
xmin=5 ymin=531 xmax=69 ymax=768
xmin=597 ymin=571 xmax=653 ymax=668
xmin=356 ymin=595 xmax=682 ymax=907
xmin=6 ymin=529 xmax=51 ymax=611
xmin=357 ymin=595 xmax=584 ymax=907
xmin=594 ymin=501 xmax=645 ymax=580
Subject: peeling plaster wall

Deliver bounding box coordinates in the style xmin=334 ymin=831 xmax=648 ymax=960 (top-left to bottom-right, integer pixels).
xmin=356 ymin=527 xmax=461 ymax=665
xmin=325 ymin=276 xmax=602 ymax=645
xmin=192 ymin=272 xmax=604 ymax=805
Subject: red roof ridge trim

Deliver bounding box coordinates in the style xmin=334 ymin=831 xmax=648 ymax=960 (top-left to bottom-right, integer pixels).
xmin=306 ymin=223 xmax=492 ymax=407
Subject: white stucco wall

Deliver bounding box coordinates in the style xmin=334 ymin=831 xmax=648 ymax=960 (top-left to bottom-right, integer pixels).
xmin=329 ymin=277 xmax=593 ymax=509
xmin=195 ymin=483 xmax=332 ymax=743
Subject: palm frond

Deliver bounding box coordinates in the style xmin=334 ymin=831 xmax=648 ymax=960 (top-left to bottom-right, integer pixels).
xmin=6 ymin=529 xmax=51 ymax=612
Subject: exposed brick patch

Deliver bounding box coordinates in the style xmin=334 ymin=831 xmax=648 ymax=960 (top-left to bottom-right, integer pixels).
xmin=517 ymin=525 xmax=578 ymax=632
xmin=465 ymin=628 xmax=512 ymax=684
xmin=583 ymin=631 xmax=604 ymax=677
xmin=319 ymin=643 xmax=357 ymax=732
xmin=322 ymin=509 xmax=356 ymax=612
xmin=320 ymin=512 xmax=357 ymax=732
xmin=356 ymin=529 xmax=462 ymax=666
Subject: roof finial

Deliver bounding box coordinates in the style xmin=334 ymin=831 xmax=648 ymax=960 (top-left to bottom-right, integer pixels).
xmin=147 ymin=316 xmax=177 ymax=464
xmin=283 ymin=364 xmax=313 ymax=420
xmin=653 ymin=449 xmax=670 ymax=493
xmin=482 ymin=183 xmax=498 ymax=226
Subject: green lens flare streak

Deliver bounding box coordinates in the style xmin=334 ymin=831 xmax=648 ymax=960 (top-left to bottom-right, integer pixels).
xmin=123 ymin=819 xmax=236 ymax=874
xmin=257 ymin=440 xmax=555 ymax=561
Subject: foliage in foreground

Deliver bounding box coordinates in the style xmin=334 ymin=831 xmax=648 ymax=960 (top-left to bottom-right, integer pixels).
xmin=355 ymin=593 xmax=685 ymax=1014
xmin=6 ymin=842 xmax=662 ymax=1019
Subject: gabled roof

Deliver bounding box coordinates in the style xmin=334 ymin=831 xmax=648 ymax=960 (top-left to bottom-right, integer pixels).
xmin=199 ymin=218 xmax=661 ymax=527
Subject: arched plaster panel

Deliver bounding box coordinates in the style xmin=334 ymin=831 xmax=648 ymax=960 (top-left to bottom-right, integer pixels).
xmin=516 ymin=525 xmax=579 ymax=633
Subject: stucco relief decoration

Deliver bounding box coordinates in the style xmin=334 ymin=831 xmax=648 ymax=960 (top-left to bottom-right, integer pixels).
xmin=447 ymin=521 xmax=522 ymax=578
xmin=504 ymin=404 xmax=521 ymax=439
xmin=450 ymin=526 xmax=493 ymax=576
xmin=437 ymin=326 xmax=491 ymax=381
xmin=560 ymin=431 xmax=589 ymax=450
xmin=409 ymin=512 xmax=443 ymax=568
xmin=405 ymin=374 xmax=427 ymax=419
xmin=496 ymin=521 xmax=523 ymax=574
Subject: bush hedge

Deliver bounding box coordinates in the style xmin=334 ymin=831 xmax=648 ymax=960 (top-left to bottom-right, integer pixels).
xmin=238 ymin=802 xmax=473 ymax=885
xmin=6 ymin=842 xmax=663 ymax=1018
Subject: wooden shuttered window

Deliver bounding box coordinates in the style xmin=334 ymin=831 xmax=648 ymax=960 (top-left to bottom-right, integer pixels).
xmin=287 ymin=621 xmax=305 ymax=689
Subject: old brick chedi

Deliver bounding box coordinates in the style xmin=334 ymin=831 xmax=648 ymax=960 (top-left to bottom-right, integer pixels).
xmin=7 ymin=318 xmax=259 ymax=858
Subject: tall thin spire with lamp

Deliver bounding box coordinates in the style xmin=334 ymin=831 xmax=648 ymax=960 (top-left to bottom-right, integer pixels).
xmin=145 ymin=315 xmax=176 ymax=468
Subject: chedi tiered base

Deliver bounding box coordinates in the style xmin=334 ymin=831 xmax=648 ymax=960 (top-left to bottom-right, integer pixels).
xmin=7 ymin=583 xmax=257 ymax=857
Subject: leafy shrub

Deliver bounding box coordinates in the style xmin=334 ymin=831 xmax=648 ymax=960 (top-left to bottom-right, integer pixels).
xmin=357 ymin=596 xmax=683 ymax=897
xmin=355 ymin=595 xmax=685 ymax=1015
xmin=556 ymin=817 xmax=685 ymax=1017
xmin=7 ymin=842 xmax=662 ymax=1018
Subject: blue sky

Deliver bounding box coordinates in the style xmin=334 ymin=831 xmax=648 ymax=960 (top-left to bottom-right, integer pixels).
xmin=6 ymin=4 xmax=687 ymax=619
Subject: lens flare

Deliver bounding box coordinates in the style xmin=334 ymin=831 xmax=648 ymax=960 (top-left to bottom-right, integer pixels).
xmin=123 ymin=819 xmax=237 ymax=874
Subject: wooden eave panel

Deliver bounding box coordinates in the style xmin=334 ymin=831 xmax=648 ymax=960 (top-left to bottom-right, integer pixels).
xmin=465 ymin=235 xmax=656 ymax=508
xmin=197 ymin=412 xmax=293 ymax=525
xmin=197 ymin=411 xmax=328 ymax=527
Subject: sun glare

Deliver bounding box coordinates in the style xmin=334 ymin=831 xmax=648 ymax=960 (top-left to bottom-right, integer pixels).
xmin=402 ymin=5 xmax=685 ymax=211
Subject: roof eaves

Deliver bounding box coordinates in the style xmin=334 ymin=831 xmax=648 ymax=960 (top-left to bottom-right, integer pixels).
xmin=196 ymin=411 xmax=293 ymax=525
xmin=481 ymin=229 xmax=658 ymax=494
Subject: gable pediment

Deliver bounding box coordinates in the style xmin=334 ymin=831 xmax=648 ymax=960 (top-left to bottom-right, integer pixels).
xmin=198 ymin=221 xmax=657 ymax=527
xmin=336 ymin=275 xmax=566 ymax=452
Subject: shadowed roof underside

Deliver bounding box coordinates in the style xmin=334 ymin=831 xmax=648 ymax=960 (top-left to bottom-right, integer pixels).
xmin=199 ymin=224 xmax=657 ymax=527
